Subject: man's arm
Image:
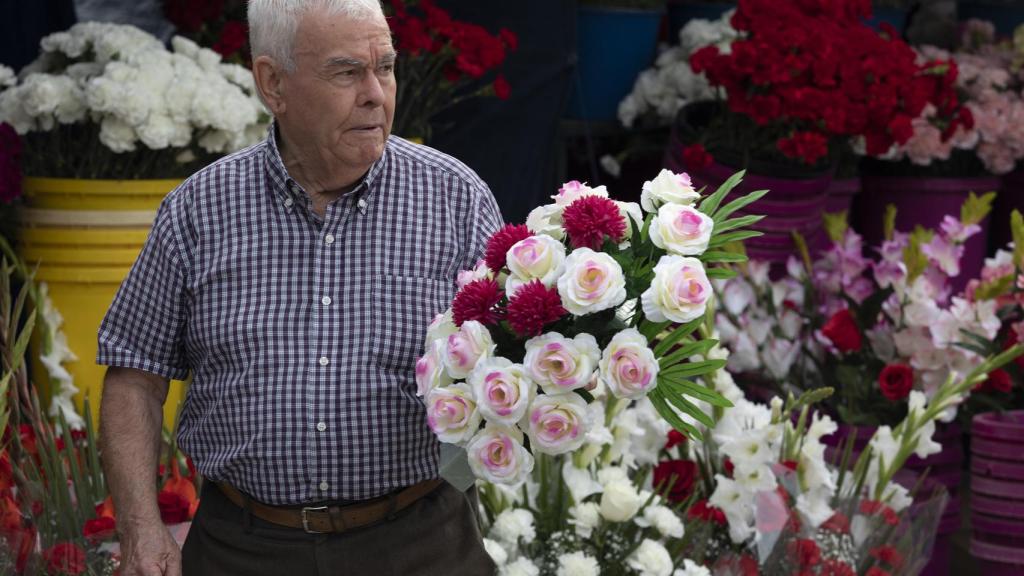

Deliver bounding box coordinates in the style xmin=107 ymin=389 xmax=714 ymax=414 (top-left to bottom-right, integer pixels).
xmin=100 ymin=367 xmax=181 ymax=576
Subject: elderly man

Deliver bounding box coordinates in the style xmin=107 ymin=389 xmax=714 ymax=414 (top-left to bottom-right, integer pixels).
xmin=96 ymin=1 xmax=502 ymax=574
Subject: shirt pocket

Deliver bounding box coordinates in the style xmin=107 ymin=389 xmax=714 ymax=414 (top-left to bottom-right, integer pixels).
xmin=372 ymin=274 xmax=453 ymax=372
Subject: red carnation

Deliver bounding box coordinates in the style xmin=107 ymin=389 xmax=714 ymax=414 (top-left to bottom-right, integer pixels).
xmin=821 ymin=511 xmax=850 ymax=533
xmin=653 ymin=460 xmax=698 ymax=503
xmin=562 ymin=195 xmax=627 ymax=250
xmin=493 ymin=75 xmax=511 ymax=100
xmin=887 ymin=114 xmax=914 ymax=144
xmin=665 ymin=429 xmax=687 ymax=450
xmin=213 ymin=20 xmax=248 ymax=58
xmin=452 ymin=278 xmax=504 ymax=326
xmin=682 ymin=143 xmax=713 ymax=172
xmin=821 ymin=309 xmax=862 ymax=353
xmin=505 ymin=280 xmax=565 ymax=336
xmin=789 ymin=539 xmax=821 ymax=568
xmin=687 ymin=499 xmax=727 ymax=526
xmin=42 ymin=542 xmax=86 ymax=576
xmin=976 ymin=368 xmax=1013 ymax=394
xmin=158 ymin=489 xmax=191 ymax=524
xmin=778 ymin=131 xmax=829 ymax=165
xmin=870 ymin=545 xmax=904 ymax=569
xmin=484 ymin=224 xmax=532 ymax=272
xmin=821 ymin=559 xmax=856 ymax=576
xmin=860 ymin=499 xmax=899 ymax=526
xmin=879 ymin=363 xmax=913 ymax=401
xmin=83 ymin=516 xmax=116 ymax=542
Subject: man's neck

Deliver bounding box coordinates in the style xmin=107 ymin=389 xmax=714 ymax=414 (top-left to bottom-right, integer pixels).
xmin=277 ymin=125 xmax=368 ymax=199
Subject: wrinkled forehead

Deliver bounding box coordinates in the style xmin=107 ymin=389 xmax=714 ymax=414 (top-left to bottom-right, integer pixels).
xmin=293 ymin=7 xmax=393 ymax=64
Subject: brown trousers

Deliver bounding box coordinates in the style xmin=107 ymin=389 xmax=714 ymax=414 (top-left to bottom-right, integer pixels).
xmin=182 ymin=481 xmax=496 ymax=576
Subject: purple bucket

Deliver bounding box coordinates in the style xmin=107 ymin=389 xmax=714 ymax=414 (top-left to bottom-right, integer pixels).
xmin=973 ymin=411 xmax=1024 ymax=443
xmin=972 ymin=474 xmax=1024 ymax=500
xmin=971 ymin=511 xmax=1024 ymax=548
xmin=970 ymin=539 xmax=1024 ymax=575
xmin=857 ymin=175 xmax=997 ymax=293
xmin=972 ymin=455 xmax=1024 ymax=482
xmin=995 ymin=169 xmax=1024 ymax=249
xmin=972 ymin=437 xmax=1023 ymax=461
xmin=825 ymin=177 xmax=859 ymax=215
xmin=972 ymin=494 xmax=1024 ymax=520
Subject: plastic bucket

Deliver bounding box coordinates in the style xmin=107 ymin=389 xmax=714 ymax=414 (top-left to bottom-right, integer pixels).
xmin=22 ymin=177 xmax=182 ymax=211
xmin=18 ymin=192 xmax=187 ymax=428
xmin=973 ymin=411 xmax=1024 ymax=443
xmin=970 ymin=539 xmax=1024 ymax=575
xmin=824 ymin=177 xmax=859 ymax=216
xmin=567 ymin=6 xmax=663 ymax=121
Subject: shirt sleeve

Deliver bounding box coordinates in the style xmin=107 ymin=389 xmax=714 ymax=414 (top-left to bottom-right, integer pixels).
xmin=96 ymin=193 xmax=190 ymax=381
xmin=465 ymin=181 xmax=504 ymax=270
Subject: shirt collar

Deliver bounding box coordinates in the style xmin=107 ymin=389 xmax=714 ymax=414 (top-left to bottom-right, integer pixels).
xmin=263 ymin=122 xmax=389 ymax=206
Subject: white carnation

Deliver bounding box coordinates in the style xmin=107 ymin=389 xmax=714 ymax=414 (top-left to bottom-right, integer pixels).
xmin=557 ymin=552 xmax=600 ymax=576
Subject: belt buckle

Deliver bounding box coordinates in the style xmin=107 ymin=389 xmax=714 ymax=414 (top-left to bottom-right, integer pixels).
xmin=301 ymin=505 xmax=329 ymax=534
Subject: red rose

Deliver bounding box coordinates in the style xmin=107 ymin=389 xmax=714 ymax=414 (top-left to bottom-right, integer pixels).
xmin=492 ymin=75 xmax=511 ymax=100
xmin=821 ymin=309 xmax=862 ymax=353
xmin=687 ymin=498 xmax=727 ymax=525
xmin=653 ymin=460 xmax=698 ymax=503
xmin=682 ymin=143 xmax=713 ymax=172
xmin=878 ymin=363 xmax=913 ymax=401
xmin=976 ymin=368 xmax=1013 ymax=394
xmin=83 ymin=516 xmax=116 ymax=542
xmin=42 ymin=542 xmax=86 ymax=576
xmin=158 ymin=490 xmax=191 ymax=524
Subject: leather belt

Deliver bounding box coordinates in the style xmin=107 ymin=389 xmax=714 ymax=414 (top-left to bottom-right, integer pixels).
xmin=216 ymin=478 xmax=445 ymax=534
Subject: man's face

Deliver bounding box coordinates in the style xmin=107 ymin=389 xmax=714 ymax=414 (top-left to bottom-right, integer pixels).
xmin=278 ymin=10 xmax=396 ymax=171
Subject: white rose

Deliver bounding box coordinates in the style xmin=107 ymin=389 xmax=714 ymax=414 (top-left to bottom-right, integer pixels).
xmin=523 ymin=332 xmax=600 ymax=395
xmin=466 ymin=425 xmax=535 ymax=485
xmin=641 ymin=169 xmax=700 ymax=212
xmin=505 ymin=235 xmax=567 ymax=296
xmin=457 ymin=259 xmax=492 ymax=290
xmin=641 ymin=255 xmax=712 ymax=323
xmin=524 ymin=393 xmax=591 ymax=455
xmin=415 ymin=339 xmax=450 ymax=397
xmin=442 ymin=320 xmax=494 ymax=379
xmin=525 ymin=204 xmax=565 ymax=241
xmin=649 ymin=203 xmax=714 ymax=256
xmin=600 ymin=480 xmax=642 ymax=522
xmin=557 ymin=552 xmax=600 ymax=576
xmin=491 ymin=508 xmax=536 ymax=545
xmin=425 ymin=309 xmax=458 ymax=350
xmin=424 ymin=383 xmax=481 ymax=445
xmin=468 ymin=357 xmax=534 ymax=426
xmin=482 ymin=538 xmax=508 ymax=566
xmin=558 ymin=248 xmax=627 ymax=316
xmin=569 ymin=501 xmax=602 ymax=538
xmin=599 ymin=329 xmax=659 ymax=399
xmin=635 ymin=505 xmax=685 ymax=539
xmin=553 ymin=180 xmax=609 ymax=208
xmin=627 ymin=539 xmax=674 ymax=576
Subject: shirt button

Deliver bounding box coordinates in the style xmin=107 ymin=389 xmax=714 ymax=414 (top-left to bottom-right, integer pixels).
xmin=324 ymin=234 xmax=335 ymax=245
xmin=284 ymin=197 xmax=293 ymax=208
xmin=316 ymin=421 xmax=327 ymax=432
xmin=321 ymin=296 xmax=332 ymax=306
xmin=357 ymin=199 xmax=367 ymax=210
xmin=318 ymin=356 xmax=329 ymax=366
xmin=319 ymin=481 xmax=329 ymax=491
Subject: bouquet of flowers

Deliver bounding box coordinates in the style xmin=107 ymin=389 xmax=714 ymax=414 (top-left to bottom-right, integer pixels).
xmin=0 ymin=22 xmax=269 ymax=181
xmin=686 ymin=0 xmax=970 ymax=168
xmin=617 ymin=11 xmax=737 ymax=129
xmin=385 ymin=0 xmax=517 ymax=142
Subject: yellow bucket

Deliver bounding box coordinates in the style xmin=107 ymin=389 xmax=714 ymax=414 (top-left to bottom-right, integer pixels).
xmin=18 ymin=183 xmax=187 ymax=428
xmin=22 ymin=178 xmax=183 ymax=211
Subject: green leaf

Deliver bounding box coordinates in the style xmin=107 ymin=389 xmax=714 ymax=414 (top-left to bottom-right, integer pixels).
xmin=823 ymin=211 xmax=848 ymax=243
xmin=884 ymin=204 xmax=897 ymax=241
xmin=708 ymin=230 xmax=763 ymax=248
xmin=648 ymin=388 xmax=704 ymax=441
xmin=712 ymin=189 xmax=768 ymax=224
xmin=660 ymin=358 xmax=727 ymax=379
xmin=1013 ymin=210 xmax=1024 ymax=270
xmin=658 ymin=338 xmax=719 ymax=368
xmin=9 ymin=309 xmax=36 ymax=377
xmin=715 ymin=214 xmax=764 ymax=235
xmin=854 ymin=286 xmax=893 ymax=330
xmin=706 ymin=267 xmax=737 ymax=279
xmin=699 ymin=251 xmax=748 ymax=264
xmin=640 ymin=318 xmax=673 ymax=342
xmin=652 ymin=318 xmax=704 ymax=357
xmin=961 ymin=191 xmax=996 ymax=226
xmin=698 ymin=170 xmax=745 ymax=217
xmin=659 ymin=384 xmax=717 ymax=429
xmin=903 ymin=229 xmax=930 ymax=283
xmin=660 ymin=375 xmax=734 ymax=407
xmin=958 ymin=328 xmax=998 ymax=356
xmin=974 ymin=274 xmax=1014 ymax=301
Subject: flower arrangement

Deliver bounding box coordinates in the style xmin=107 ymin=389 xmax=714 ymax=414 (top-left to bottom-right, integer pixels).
xmin=686 ymin=0 xmax=969 ymax=168
xmin=617 ymin=11 xmax=737 ymax=129
xmin=0 ymin=22 xmax=269 ymax=180
xmin=163 ymin=0 xmax=250 ymax=65
xmin=385 ymin=0 xmax=517 ymax=142
xmin=716 ymin=194 xmax=998 ymax=428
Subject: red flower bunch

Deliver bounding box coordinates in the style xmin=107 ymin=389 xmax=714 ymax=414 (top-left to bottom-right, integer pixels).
xmin=821 ymin=308 xmax=862 ymax=353
xmin=653 ymin=460 xmax=699 ymax=503
xmin=41 ymin=542 xmax=86 ymax=576
xmin=974 ymin=367 xmax=1013 ymax=394
xmin=561 ymin=195 xmax=627 ymax=250
xmin=505 ymin=280 xmax=566 ymax=337
xmin=387 ymin=0 xmax=517 ymax=140
xmin=878 ymin=363 xmax=914 ymax=401
xmin=164 ymin=0 xmax=250 ymax=62
xmin=452 ymin=278 xmax=505 ymax=326
xmin=682 ymin=143 xmax=714 ymax=172
xmin=689 ymin=0 xmax=969 ymax=165
xmin=164 ymin=0 xmax=227 ymax=33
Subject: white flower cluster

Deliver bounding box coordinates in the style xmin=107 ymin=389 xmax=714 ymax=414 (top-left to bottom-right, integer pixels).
xmin=618 ymin=11 xmax=738 ymax=128
xmin=0 ymin=22 xmax=268 ymax=154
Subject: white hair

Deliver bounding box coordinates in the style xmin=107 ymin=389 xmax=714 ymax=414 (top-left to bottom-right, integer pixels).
xmin=248 ymin=0 xmax=386 ymax=71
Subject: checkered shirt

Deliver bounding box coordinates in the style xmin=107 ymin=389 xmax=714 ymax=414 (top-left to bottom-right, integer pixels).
xmin=97 ymin=128 xmax=503 ymax=504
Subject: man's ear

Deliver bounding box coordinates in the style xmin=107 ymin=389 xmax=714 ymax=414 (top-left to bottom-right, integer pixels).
xmin=253 ymin=55 xmax=286 ymax=115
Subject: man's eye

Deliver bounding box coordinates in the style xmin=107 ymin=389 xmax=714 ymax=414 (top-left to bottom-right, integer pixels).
xmin=379 ymin=64 xmax=395 ymax=73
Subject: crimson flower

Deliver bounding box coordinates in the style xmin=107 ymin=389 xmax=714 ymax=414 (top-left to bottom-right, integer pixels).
xmin=821 ymin=308 xmax=861 ymax=353
xmin=484 ymin=224 xmax=532 ymax=272
xmin=789 ymin=539 xmax=822 ymax=568
xmin=213 ymin=20 xmax=248 ymax=58
xmin=870 ymin=545 xmax=904 ymax=569
xmin=975 ymin=368 xmax=1013 ymax=394
xmin=452 ymin=278 xmax=504 ymax=326
xmin=83 ymin=516 xmax=116 ymax=542
xmin=42 ymin=542 xmax=86 ymax=576
xmin=682 ymin=143 xmax=714 ymax=172
xmin=821 ymin=511 xmax=850 ymax=533
xmin=562 ymin=195 xmax=627 ymax=250
xmin=664 ymin=429 xmax=687 ymax=450
xmin=878 ymin=363 xmax=913 ymax=401
xmin=493 ymin=75 xmax=511 ymax=100
xmin=654 ymin=460 xmax=698 ymax=503
xmin=505 ymin=280 xmax=565 ymax=336
xmin=687 ymin=499 xmax=727 ymax=526
xmin=158 ymin=490 xmax=191 ymax=524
